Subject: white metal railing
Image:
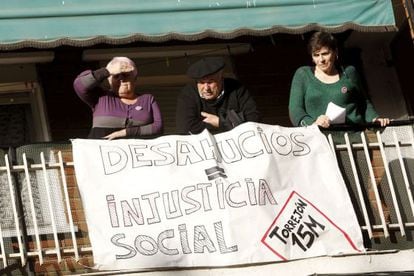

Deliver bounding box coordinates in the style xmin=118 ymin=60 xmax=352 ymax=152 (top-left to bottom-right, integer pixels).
xmin=326 ymin=126 xmax=414 ymax=238
xmin=0 ymin=147 xmax=92 ymax=271
xmin=0 ymin=126 xmax=413 ymax=272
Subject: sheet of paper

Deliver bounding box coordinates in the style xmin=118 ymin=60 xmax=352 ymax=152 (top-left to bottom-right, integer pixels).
xmin=325 ymin=102 xmax=346 ymax=124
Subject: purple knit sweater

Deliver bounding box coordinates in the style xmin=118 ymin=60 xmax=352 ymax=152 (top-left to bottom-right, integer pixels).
xmin=73 ymin=69 xmax=163 ymax=139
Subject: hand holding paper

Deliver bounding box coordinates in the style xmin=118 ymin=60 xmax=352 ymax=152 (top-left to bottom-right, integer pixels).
xmin=325 ymin=102 xmax=346 ymax=124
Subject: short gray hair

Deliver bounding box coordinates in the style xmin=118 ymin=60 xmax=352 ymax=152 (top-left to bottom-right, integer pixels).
xmin=106 ymin=57 xmax=138 ymax=78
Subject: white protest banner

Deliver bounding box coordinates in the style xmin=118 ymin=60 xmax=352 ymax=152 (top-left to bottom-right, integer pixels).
xmin=72 ymin=122 xmax=364 ymax=270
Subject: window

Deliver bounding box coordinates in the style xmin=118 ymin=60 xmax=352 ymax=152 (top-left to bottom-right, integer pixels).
xmin=0 ymin=82 xmax=51 ymax=143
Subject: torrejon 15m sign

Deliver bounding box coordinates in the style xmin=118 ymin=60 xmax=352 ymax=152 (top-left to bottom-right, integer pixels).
xmin=72 ymin=122 xmax=364 ymax=270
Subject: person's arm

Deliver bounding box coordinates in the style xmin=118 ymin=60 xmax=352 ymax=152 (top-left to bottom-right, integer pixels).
xmin=126 ymin=96 xmax=163 ymax=137
xmin=218 ymin=84 xmax=259 ymax=131
xmin=288 ymin=67 xmax=314 ymax=126
xmin=104 ymin=96 xmax=163 ymax=139
xmin=345 ymin=67 xmax=376 ymax=120
xmin=344 ymin=66 xmax=390 ymax=127
xmin=236 ymin=85 xmax=259 ymax=122
xmin=176 ymin=86 xmax=208 ymax=134
xmin=73 ymin=68 xmax=109 ymax=108
xmin=201 ymin=112 xmax=220 ymax=128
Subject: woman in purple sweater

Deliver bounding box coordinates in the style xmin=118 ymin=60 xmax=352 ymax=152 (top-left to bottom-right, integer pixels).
xmin=73 ymin=57 xmax=163 ymax=139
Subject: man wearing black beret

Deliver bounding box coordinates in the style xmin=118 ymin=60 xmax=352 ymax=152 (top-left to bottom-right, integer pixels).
xmin=176 ymin=57 xmax=259 ymax=134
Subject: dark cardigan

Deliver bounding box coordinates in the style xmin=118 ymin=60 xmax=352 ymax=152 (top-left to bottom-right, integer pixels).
xmin=176 ymin=78 xmax=259 ymax=134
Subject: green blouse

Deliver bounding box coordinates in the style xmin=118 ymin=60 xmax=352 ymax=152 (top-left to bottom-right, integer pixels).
xmin=288 ymin=66 xmax=378 ymax=127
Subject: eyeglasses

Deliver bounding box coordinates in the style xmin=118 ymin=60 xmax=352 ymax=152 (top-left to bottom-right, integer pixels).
xmin=112 ymin=72 xmax=136 ymax=80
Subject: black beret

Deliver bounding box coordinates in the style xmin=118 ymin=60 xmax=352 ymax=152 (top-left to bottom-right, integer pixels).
xmin=186 ymin=57 xmax=225 ymax=79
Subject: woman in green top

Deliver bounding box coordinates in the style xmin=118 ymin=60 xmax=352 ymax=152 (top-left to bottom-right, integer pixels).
xmin=289 ymin=31 xmax=389 ymax=128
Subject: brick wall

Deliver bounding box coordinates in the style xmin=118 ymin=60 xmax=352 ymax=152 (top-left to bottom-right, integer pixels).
xmin=27 ymin=148 xmax=93 ymax=274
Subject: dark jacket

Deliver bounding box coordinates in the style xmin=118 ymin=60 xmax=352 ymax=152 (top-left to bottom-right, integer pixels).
xmin=176 ymin=78 xmax=259 ymax=134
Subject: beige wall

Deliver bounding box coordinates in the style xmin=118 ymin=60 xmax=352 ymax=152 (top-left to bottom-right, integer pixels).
xmin=0 ymin=64 xmax=38 ymax=83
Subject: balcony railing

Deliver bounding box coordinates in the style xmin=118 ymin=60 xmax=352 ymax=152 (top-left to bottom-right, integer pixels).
xmin=322 ymin=121 xmax=414 ymax=247
xmin=0 ymin=122 xmax=414 ymax=274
